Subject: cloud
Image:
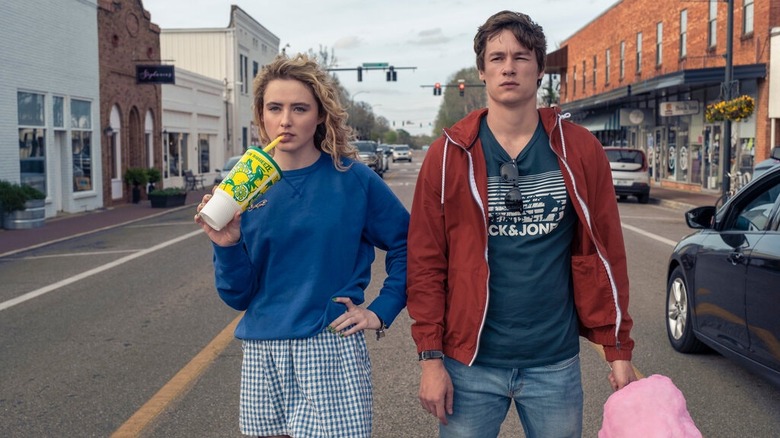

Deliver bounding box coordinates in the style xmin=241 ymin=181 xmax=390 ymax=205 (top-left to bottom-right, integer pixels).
xmin=409 ymin=28 xmax=451 ymax=46
xmin=333 ymin=35 xmax=362 ymax=50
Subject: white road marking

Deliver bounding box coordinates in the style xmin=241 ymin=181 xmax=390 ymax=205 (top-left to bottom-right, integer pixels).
xmin=0 ymin=230 xmax=202 ymax=312
xmin=621 ymin=222 xmax=678 ymax=247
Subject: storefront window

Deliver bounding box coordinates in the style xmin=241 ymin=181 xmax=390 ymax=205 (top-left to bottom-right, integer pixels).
xmin=199 ymin=134 xmax=210 ymax=173
xmin=53 ymin=96 xmax=64 ymax=128
xmin=71 ymin=99 xmax=93 ymax=192
xmin=166 ymin=132 xmax=180 ymax=178
xmin=703 ymin=125 xmax=721 ymax=190
xmin=18 ymin=92 xmax=46 ymax=194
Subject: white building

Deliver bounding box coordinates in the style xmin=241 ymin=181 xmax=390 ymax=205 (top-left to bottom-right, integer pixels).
xmin=159 ymin=5 xmax=280 ymax=158
xmin=161 ymin=68 xmax=226 ymax=189
xmin=0 ymin=0 xmax=103 ymax=217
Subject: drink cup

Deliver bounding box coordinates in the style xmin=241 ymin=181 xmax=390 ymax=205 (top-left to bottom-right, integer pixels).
xmin=199 ymin=147 xmax=282 ymax=230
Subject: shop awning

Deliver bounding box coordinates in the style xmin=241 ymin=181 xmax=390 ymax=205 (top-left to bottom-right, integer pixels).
xmin=578 ymin=111 xmax=621 ymax=132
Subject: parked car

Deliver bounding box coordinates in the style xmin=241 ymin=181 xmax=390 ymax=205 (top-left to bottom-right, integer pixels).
xmin=214 ymin=155 xmax=242 ymax=185
xmin=376 ymin=144 xmax=391 ymax=173
xmin=666 ymin=164 xmax=780 ymax=388
xmin=392 ymin=144 xmax=412 ymax=162
xmin=353 ymin=140 xmax=383 ymax=176
xmin=753 ymin=147 xmax=780 ymax=179
xmin=604 ymin=147 xmax=650 ymax=204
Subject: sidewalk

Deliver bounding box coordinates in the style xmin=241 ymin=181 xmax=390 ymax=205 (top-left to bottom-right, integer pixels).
xmin=0 ymin=188 xmax=210 ymax=257
xmin=0 ymin=186 xmax=719 ymax=257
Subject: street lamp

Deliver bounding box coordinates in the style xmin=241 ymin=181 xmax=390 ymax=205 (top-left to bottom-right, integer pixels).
xmin=350 ymin=90 xmax=370 ymax=107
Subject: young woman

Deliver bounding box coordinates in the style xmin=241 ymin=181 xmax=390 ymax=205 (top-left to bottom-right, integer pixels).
xmin=195 ymin=53 xmax=409 ymax=438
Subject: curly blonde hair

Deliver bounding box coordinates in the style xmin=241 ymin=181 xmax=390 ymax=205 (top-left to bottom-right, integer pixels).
xmin=253 ymin=53 xmax=357 ymax=170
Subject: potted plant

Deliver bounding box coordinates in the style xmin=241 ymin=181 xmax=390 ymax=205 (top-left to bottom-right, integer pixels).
xmin=148 ymin=187 xmax=187 ymax=208
xmin=146 ymin=167 xmax=162 ymax=194
xmin=123 ymin=167 xmax=148 ymax=204
xmin=0 ymin=180 xmax=46 ymax=229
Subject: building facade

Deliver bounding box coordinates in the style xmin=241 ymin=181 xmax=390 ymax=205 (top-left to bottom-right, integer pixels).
xmin=159 ymin=5 xmax=280 ymax=161
xmin=98 ymin=0 xmax=163 ymax=206
xmin=1 ymin=0 xmax=103 ymax=217
xmin=549 ymin=0 xmax=778 ymax=192
xmin=161 ymin=68 xmax=225 ymax=189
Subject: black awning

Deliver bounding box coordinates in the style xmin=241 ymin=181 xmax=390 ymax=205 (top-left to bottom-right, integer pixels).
xmin=561 ymin=63 xmax=766 ymax=112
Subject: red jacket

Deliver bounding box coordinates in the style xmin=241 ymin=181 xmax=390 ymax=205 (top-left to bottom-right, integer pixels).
xmin=407 ymin=107 xmax=634 ymax=364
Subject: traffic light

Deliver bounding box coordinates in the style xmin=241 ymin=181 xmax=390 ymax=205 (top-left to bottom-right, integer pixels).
xmin=458 ymin=82 xmax=465 ymax=97
xmin=357 ymin=66 xmax=363 ymax=82
xmin=386 ymin=66 xmax=397 ymax=82
xmin=434 ymin=82 xmax=442 ymax=96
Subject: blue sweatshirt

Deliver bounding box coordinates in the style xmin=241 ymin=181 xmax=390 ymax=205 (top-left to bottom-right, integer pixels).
xmin=212 ymin=152 xmax=409 ymax=340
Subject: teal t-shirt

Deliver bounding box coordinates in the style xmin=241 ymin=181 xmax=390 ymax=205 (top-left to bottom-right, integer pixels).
xmin=475 ymin=117 xmax=580 ymax=369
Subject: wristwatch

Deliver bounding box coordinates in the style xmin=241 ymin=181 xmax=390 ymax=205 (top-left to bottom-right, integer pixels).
xmin=418 ymin=350 xmax=444 ymax=361
xmin=376 ymin=317 xmax=387 ymax=341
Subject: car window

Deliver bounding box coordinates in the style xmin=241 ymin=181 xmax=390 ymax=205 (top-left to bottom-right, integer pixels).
xmin=354 ymin=142 xmax=376 ymax=152
xmin=731 ymin=180 xmax=780 ymax=232
xmin=605 ymin=149 xmax=645 ymax=171
xmin=224 ymin=157 xmax=240 ymax=171
xmin=605 ymin=149 xmax=641 ymax=163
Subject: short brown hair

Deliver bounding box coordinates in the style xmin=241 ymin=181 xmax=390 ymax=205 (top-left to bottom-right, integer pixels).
xmin=474 ymin=11 xmax=547 ymax=74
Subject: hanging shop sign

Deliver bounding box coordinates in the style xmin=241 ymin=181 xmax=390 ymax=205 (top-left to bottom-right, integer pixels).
xmin=659 ymin=100 xmax=700 ymax=117
xmin=619 ymin=108 xmax=654 ymax=126
xmin=136 ymin=65 xmax=175 ymax=84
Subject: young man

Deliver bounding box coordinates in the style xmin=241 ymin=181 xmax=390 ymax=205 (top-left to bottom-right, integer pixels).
xmin=407 ymin=11 xmax=637 ymax=437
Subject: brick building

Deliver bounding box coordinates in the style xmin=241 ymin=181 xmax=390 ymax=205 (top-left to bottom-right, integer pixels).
xmin=548 ymin=0 xmax=778 ymax=192
xmin=97 ymin=0 xmax=163 ymax=205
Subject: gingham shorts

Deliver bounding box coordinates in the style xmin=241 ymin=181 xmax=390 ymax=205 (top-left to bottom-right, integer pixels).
xmin=239 ymin=330 xmax=373 ymax=437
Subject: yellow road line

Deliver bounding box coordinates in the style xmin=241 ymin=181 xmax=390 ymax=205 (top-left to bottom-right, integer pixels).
xmin=111 ymin=313 xmax=243 ymax=438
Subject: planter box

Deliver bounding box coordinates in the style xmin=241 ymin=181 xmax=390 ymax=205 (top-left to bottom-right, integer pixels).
xmin=3 ymin=199 xmax=45 ymax=229
xmin=149 ymin=193 xmax=186 ymax=208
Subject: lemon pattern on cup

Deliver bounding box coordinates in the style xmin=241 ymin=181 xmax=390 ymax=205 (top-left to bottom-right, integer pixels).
xmin=218 ymin=149 xmax=280 ymax=209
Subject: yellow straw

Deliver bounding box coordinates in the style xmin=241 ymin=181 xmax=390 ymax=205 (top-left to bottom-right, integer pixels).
xmin=263 ymin=136 xmax=284 ymax=153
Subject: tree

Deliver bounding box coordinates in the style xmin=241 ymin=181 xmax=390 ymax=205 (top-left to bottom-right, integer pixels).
xmin=538 ymin=74 xmax=560 ymax=107
xmin=433 ymin=67 xmax=486 ymax=134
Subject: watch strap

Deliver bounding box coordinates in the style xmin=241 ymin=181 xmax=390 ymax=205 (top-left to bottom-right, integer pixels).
xmin=418 ymin=350 xmax=444 ymax=361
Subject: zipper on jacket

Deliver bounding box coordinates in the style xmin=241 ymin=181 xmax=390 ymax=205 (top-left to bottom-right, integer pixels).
xmin=442 ymin=130 xmax=490 ymax=365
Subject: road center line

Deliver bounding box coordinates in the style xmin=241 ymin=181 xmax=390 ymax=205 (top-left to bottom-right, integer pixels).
xmin=0 ymin=230 xmax=202 ymax=312
xmin=111 ymin=313 xmax=242 ymax=438
xmin=621 ymin=222 xmax=678 ymax=247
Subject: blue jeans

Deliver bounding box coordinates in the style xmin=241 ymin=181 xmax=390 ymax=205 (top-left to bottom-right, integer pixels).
xmin=440 ymin=354 xmax=583 ymax=438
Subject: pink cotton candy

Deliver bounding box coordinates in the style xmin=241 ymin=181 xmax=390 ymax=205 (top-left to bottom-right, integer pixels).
xmin=599 ymin=374 xmax=702 ymax=438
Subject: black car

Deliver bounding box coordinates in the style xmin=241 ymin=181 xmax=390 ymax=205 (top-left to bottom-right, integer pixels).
xmin=666 ymin=164 xmax=780 ymax=387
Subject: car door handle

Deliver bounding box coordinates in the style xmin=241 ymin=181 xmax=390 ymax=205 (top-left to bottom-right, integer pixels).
xmin=727 ymin=252 xmax=745 ymax=266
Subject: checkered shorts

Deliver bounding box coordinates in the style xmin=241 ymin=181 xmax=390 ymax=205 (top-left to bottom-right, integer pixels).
xmin=239 ymin=330 xmax=373 ymax=437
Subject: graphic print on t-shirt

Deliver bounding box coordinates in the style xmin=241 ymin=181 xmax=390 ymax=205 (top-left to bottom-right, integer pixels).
xmin=487 ymin=169 xmax=568 ymax=235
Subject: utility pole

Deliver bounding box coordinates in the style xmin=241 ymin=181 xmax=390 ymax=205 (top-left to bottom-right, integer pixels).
xmin=722 ymin=0 xmax=734 ymax=198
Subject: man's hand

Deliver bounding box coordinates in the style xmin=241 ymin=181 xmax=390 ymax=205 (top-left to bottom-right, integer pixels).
xmin=608 ymin=360 xmax=638 ymax=390
xmin=419 ymin=359 xmax=453 ymax=424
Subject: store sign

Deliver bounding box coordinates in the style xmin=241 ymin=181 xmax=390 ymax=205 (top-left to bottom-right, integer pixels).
xmin=659 ymin=100 xmax=699 ymax=117
xmin=136 ymin=65 xmax=175 ymax=84
xmin=619 ymin=108 xmax=654 ymax=126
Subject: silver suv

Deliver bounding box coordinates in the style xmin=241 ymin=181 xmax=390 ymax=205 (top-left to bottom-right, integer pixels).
xmin=391 ymin=145 xmax=412 ymax=162
xmin=604 ymin=147 xmax=650 ymax=204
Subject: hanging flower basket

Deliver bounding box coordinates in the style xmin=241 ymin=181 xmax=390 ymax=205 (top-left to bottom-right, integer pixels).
xmin=705 ymin=95 xmax=755 ymax=123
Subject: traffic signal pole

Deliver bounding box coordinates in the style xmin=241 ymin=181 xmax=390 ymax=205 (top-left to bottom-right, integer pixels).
xmin=721 ymin=0 xmax=734 ymax=199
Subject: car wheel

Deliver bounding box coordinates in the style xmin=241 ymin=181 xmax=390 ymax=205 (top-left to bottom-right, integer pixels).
xmin=638 ymin=193 xmax=649 ymax=204
xmin=618 ymin=195 xmax=627 ymax=201
xmin=666 ymin=266 xmax=706 ymax=353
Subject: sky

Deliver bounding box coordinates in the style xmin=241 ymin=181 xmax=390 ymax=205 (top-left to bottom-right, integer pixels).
xmin=143 ymin=0 xmax=619 ymax=136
